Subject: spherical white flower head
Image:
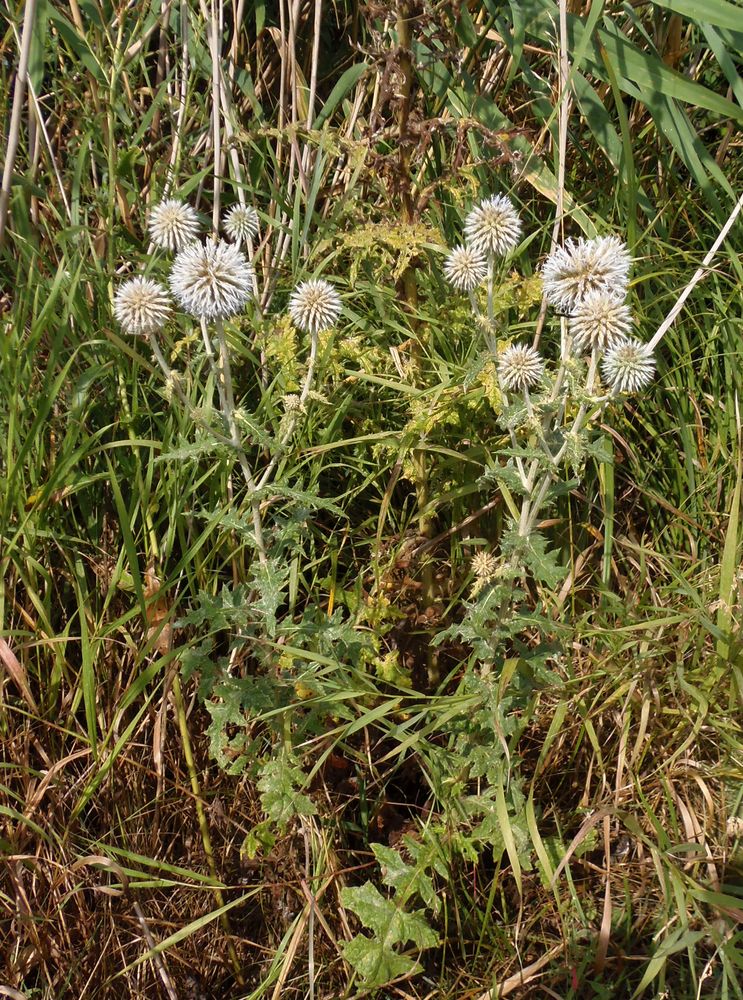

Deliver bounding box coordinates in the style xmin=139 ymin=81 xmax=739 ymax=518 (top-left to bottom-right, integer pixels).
xmin=498 ymin=343 xmax=544 ymax=391
xmin=570 ymin=288 xmax=633 ymax=353
xmin=169 ymin=240 xmax=253 ymax=320
xmin=113 ymin=277 xmax=171 ymax=335
xmin=223 ymin=204 xmax=259 ymax=243
xmin=464 ymin=194 xmax=522 ymax=257
xmin=288 ymin=279 xmax=341 ymax=334
xmin=148 ymin=199 xmax=201 ymax=252
xmin=542 ymin=235 xmax=631 ymax=312
xmin=602 ymin=338 xmax=655 ymax=394
xmin=443 ymin=244 xmax=488 ymax=291
xmin=471 ymin=550 xmax=498 ymax=582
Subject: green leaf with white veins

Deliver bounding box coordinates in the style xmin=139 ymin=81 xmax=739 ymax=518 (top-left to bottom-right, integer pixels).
xmin=257 ymin=753 xmax=316 ymax=828
xmin=372 ymin=842 xmax=440 ymax=914
xmin=341 ymin=882 xmax=438 ymax=986
xmin=342 ymin=935 xmax=417 ymax=985
xmin=249 ymin=557 xmax=289 ymax=638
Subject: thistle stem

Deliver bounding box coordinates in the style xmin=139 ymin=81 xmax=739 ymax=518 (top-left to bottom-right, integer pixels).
xmin=486 ymin=253 xmax=495 ymax=322
xmin=147 ymin=334 xmax=232 ymax=447
xmin=523 ymin=385 xmax=535 ymax=421
xmin=523 ymin=473 xmax=555 ymax=536
xmin=213 ymin=317 xmax=268 ymax=566
xmin=586 ymin=347 xmax=599 ymax=394
xmin=149 ymin=325 xmax=267 ymax=565
xmin=548 ymin=317 xmax=571 ymax=406
xmin=214 ymin=317 xmax=237 ymax=420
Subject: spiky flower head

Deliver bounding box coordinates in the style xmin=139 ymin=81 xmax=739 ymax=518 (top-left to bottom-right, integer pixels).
xmin=288 ymin=279 xmax=341 ymax=334
xmin=443 ymin=244 xmax=488 ymax=291
xmin=148 ymin=199 xmax=201 ymax=252
xmin=541 ymin=236 xmax=631 ymax=312
xmin=223 ymin=204 xmax=259 ymax=243
xmin=602 ymin=338 xmax=656 ymax=394
xmin=497 ymin=343 xmax=544 ymax=391
xmin=464 ymin=194 xmax=522 ymax=257
xmin=169 ymin=239 xmax=253 ymax=320
xmin=471 ymin=550 xmax=498 ymax=582
xmin=113 ymin=277 xmax=171 ymax=335
xmin=570 ymin=289 xmax=633 ymax=353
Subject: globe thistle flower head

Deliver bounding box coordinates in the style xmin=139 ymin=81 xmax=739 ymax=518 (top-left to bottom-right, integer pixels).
xmin=223 ymin=204 xmax=259 ymax=243
xmin=113 ymin=277 xmax=171 ymax=335
xmin=169 ymin=239 xmax=253 ymax=320
xmin=602 ymin=338 xmax=656 ymax=394
xmin=498 ymin=343 xmax=544 ymax=391
xmin=541 ymin=235 xmax=631 ymax=312
xmin=148 ymin=199 xmax=201 ymax=252
xmin=570 ymin=289 xmax=633 ymax=353
xmin=464 ymin=194 xmax=522 ymax=257
xmin=443 ymin=244 xmax=488 ymax=291
xmin=471 ymin=550 xmax=498 ymax=583
xmin=288 ymin=279 xmax=342 ymax=334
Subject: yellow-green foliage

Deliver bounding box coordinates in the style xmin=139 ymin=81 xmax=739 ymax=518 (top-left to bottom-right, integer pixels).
xmin=260 ymin=314 xmax=300 ymax=386
xmin=478 ymin=360 xmax=504 ymax=411
xmin=341 ymin=220 xmax=446 ymax=282
xmin=514 ymin=273 xmax=543 ymax=314
xmin=469 ymin=273 xmax=544 ymax=318
xmin=374 ymin=649 xmax=412 ymax=689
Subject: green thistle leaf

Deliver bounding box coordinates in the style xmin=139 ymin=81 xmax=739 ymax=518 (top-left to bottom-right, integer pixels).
xmin=340 ymin=882 xmax=438 ymax=986
xmin=257 ymin=752 xmax=317 ymax=828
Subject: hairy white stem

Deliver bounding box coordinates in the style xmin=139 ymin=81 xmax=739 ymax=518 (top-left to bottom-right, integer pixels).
xmin=151 ymin=322 xmax=267 ymax=564
xmin=511 ymin=432 xmax=529 ymax=490
xmin=147 ymin=333 xmax=232 ymax=448
xmin=200 ymin=317 xmax=220 ymax=392
xmin=584 ymin=347 xmax=599 ymax=395
xmin=470 ymin=282 xmax=498 ymax=353
xmin=486 ymin=253 xmax=495 ymax=321
xmin=519 ymin=470 xmax=555 ymax=538
xmin=214 ymin=317 xmax=238 ymax=420
xmin=555 ymin=347 xmax=598 ymax=460
xmin=523 ymin=385 xmax=535 ymax=421
xmin=518 ymin=494 xmax=532 ymax=536
xmin=515 ymin=342 xmax=600 ymax=536
xmin=213 ymin=318 xmax=268 ymax=564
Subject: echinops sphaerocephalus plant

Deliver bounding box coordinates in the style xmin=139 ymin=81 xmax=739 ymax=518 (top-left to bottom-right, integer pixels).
xmin=437 ymin=194 xmax=656 ymax=664
xmin=112 ymin=196 xmax=343 ymax=565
